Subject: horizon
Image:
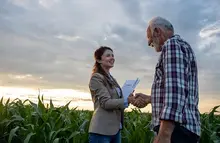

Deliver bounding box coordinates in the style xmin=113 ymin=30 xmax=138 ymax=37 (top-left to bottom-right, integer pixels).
xmin=0 ymin=0 xmax=220 ymax=114
xmin=0 ymin=86 xmax=219 ymax=114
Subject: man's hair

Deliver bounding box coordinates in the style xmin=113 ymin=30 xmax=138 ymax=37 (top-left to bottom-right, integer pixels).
xmin=149 ymin=16 xmax=174 ymax=34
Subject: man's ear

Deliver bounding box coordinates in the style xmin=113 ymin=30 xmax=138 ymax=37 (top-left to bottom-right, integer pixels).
xmin=154 ymin=28 xmax=160 ymax=36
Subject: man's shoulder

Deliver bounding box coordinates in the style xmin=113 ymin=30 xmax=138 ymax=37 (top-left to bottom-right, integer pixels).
xmin=162 ymin=35 xmax=179 ymax=52
xmin=164 ymin=34 xmax=182 ymax=45
xmin=163 ymin=35 xmax=192 ymax=51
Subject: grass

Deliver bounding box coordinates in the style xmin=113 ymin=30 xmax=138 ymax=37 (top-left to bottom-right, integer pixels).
xmin=0 ymin=95 xmax=219 ymax=143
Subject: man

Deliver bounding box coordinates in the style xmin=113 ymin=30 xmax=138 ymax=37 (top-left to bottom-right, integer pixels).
xmin=132 ymin=17 xmax=201 ymax=143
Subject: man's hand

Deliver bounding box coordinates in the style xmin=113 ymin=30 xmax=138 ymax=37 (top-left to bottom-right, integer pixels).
xmin=153 ymin=120 xmax=174 ymax=143
xmin=153 ymin=135 xmax=171 ymax=143
xmin=132 ymin=93 xmax=151 ymax=108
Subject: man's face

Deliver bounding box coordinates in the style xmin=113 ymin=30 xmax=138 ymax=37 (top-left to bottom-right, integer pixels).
xmin=146 ymin=27 xmax=162 ymax=52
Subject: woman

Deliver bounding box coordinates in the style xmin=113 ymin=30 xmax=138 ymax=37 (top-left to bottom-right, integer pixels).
xmin=88 ymin=46 xmax=133 ymax=143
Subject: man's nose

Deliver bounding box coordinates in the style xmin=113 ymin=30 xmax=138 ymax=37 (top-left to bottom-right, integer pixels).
xmin=148 ymin=39 xmax=153 ymax=46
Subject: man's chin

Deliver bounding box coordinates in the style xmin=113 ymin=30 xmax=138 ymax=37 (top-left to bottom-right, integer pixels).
xmin=155 ymin=49 xmax=160 ymax=52
xmin=155 ymin=47 xmax=162 ymax=52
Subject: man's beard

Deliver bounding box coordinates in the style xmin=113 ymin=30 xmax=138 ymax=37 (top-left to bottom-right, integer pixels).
xmin=152 ymin=37 xmax=161 ymax=50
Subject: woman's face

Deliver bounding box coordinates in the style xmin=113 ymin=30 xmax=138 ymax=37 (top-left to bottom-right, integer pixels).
xmin=99 ymin=49 xmax=115 ymax=69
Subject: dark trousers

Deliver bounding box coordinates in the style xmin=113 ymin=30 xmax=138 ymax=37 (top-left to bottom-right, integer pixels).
xmin=154 ymin=125 xmax=200 ymax=143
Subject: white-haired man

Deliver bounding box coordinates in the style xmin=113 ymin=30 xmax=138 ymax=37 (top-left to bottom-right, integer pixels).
xmin=132 ymin=17 xmax=201 ymax=143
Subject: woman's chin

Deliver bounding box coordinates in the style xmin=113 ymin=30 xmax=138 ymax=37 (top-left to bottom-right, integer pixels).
xmin=109 ymin=65 xmax=114 ymax=68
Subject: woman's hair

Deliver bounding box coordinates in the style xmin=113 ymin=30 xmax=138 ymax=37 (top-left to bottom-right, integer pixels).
xmin=92 ymin=46 xmax=113 ymax=75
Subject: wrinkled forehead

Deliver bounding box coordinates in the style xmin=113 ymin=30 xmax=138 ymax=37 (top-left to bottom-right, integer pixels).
xmin=146 ymin=26 xmax=152 ymax=38
xmin=146 ymin=26 xmax=153 ymax=46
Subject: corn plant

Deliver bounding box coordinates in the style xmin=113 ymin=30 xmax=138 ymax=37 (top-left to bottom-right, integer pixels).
xmin=200 ymin=105 xmax=220 ymax=143
xmin=0 ymin=95 xmax=219 ymax=143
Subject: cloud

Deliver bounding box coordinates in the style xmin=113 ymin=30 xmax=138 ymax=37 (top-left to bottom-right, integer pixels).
xmin=9 ymin=0 xmax=31 ymax=8
xmin=0 ymin=0 xmax=220 ymax=99
xmin=199 ymin=20 xmax=220 ymax=38
xmin=198 ymin=20 xmax=220 ymax=57
xmin=196 ymin=20 xmax=220 ymax=94
xmin=55 ymin=35 xmax=82 ymax=42
xmin=38 ymin=0 xmax=60 ymax=9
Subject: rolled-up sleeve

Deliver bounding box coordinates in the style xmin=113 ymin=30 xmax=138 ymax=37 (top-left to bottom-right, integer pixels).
xmin=89 ymin=74 xmax=125 ymax=110
xmin=159 ymin=39 xmax=188 ymax=123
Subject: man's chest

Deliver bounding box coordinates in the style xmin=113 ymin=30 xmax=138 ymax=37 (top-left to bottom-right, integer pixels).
xmin=153 ymin=55 xmax=165 ymax=87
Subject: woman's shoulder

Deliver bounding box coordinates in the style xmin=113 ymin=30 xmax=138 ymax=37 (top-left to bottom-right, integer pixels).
xmin=91 ymin=72 xmax=104 ymax=79
xmin=89 ymin=73 xmax=105 ymax=83
xmin=89 ymin=73 xmax=107 ymax=88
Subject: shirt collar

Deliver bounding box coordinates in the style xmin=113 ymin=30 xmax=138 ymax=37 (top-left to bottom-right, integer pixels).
xmin=160 ymin=34 xmax=180 ymax=52
xmin=169 ymin=34 xmax=180 ymax=39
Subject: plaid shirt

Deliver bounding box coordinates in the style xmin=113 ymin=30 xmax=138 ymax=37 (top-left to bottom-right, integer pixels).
xmin=151 ymin=35 xmax=201 ymax=136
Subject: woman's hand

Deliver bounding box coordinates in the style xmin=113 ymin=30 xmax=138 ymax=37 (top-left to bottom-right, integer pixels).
xmin=128 ymin=93 xmax=135 ymax=104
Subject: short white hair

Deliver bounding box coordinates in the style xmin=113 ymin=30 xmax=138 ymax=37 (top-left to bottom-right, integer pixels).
xmin=148 ymin=16 xmax=174 ymax=34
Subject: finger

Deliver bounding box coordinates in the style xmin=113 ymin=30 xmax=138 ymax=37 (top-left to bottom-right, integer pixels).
xmin=130 ymin=98 xmax=135 ymax=104
xmin=135 ymin=99 xmax=147 ymax=107
xmin=134 ymin=98 xmax=141 ymax=103
xmin=136 ymin=103 xmax=145 ymax=108
xmin=134 ymin=100 xmax=143 ymax=106
xmin=135 ymin=97 xmax=145 ymax=103
xmin=136 ymin=96 xmax=149 ymax=105
xmin=139 ymin=103 xmax=146 ymax=108
xmin=133 ymin=101 xmax=141 ymax=107
xmin=134 ymin=93 xmax=142 ymax=98
xmin=134 ymin=100 xmax=146 ymax=108
xmin=133 ymin=100 xmax=139 ymax=106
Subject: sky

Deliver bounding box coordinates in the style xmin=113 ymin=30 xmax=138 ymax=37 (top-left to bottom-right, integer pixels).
xmin=0 ymin=0 xmax=220 ymax=113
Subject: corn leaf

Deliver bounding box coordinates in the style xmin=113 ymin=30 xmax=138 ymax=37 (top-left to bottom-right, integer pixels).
xmin=8 ymin=126 xmax=19 ymax=143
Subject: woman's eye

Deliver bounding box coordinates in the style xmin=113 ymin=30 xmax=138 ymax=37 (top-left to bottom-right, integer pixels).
xmin=105 ymin=54 xmax=114 ymax=57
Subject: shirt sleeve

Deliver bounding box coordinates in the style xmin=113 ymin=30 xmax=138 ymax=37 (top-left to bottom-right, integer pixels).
xmin=159 ymin=39 xmax=188 ymax=124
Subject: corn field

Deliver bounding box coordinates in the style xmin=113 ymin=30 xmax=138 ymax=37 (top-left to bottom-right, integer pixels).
xmin=0 ymin=95 xmax=219 ymax=143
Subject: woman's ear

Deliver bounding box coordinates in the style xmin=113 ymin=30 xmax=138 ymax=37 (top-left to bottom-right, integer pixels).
xmin=96 ymin=59 xmax=102 ymax=64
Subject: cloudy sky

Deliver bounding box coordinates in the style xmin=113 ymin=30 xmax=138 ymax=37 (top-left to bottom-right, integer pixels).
xmin=0 ymin=0 xmax=220 ymax=112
